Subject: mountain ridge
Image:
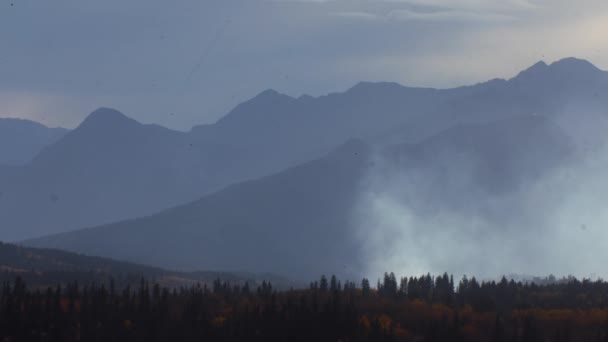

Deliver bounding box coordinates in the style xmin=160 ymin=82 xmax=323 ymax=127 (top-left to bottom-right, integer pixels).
xmin=1 ymin=57 xmax=605 ymax=241
xmin=0 ymin=241 xmax=290 ymax=288
xmin=0 ymin=118 xmax=69 ymax=165
xmin=24 ymin=115 xmax=575 ymax=280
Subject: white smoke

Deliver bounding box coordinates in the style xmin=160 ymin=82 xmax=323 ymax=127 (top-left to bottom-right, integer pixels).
xmin=355 ymin=113 xmax=608 ymax=281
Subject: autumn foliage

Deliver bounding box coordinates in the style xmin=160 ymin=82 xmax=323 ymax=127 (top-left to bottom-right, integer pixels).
xmin=2 ymin=273 xmax=608 ymax=341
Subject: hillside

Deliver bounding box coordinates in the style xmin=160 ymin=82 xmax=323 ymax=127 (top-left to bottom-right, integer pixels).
xmin=0 ymin=241 xmax=288 ymax=289
xmin=0 ymin=118 xmax=67 ymax=165
xmin=1 ymin=58 xmax=605 ymax=241
xmin=25 ymin=115 xmax=575 ymax=280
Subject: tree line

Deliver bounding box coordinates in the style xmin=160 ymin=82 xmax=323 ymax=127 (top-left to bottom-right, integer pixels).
xmin=2 ymin=273 xmax=608 ymax=341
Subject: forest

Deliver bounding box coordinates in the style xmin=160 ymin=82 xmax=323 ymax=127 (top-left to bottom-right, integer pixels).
xmin=3 ymin=273 xmax=608 ymax=341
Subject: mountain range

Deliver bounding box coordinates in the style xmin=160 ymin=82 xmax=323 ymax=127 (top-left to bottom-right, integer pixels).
xmin=1 ymin=57 xmax=605 ymax=279
xmin=1 ymin=58 xmax=605 ymax=242
xmin=0 ymin=241 xmax=287 ymax=289
xmin=25 ymin=114 xmax=575 ymax=280
xmin=0 ymin=118 xmax=67 ymax=165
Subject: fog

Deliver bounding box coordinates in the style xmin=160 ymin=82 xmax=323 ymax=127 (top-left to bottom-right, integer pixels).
xmin=355 ymin=109 xmax=608 ymax=281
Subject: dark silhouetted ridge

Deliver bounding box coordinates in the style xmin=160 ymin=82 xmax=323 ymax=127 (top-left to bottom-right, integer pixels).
xmin=24 ymin=114 xmax=575 ymax=278
xmin=0 ymin=118 xmax=68 ymax=165
xmin=549 ymin=57 xmax=600 ymax=73
xmin=77 ymin=107 xmax=138 ymax=131
xmin=0 ymin=241 xmax=288 ymax=288
xmin=214 ymin=89 xmax=294 ymax=126
xmin=513 ymin=61 xmax=548 ymax=80
xmin=2 ymin=56 xmax=606 ymax=245
xmin=512 ymin=57 xmax=604 ymax=83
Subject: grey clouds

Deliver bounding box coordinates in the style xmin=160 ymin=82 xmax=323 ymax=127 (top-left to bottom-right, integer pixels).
xmin=1 ymin=0 xmax=608 ymax=129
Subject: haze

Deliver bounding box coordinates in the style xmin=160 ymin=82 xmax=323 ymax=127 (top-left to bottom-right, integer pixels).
xmin=1 ymin=1 xmax=608 ymax=284
xmin=1 ymin=0 xmax=608 ymax=129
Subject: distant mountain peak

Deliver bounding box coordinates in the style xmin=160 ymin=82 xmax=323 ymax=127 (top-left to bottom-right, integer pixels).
xmin=513 ymin=57 xmax=603 ymax=82
xmin=85 ymin=107 xmax=130 ymax=121
xmin=78 ymin=108 xmax=137 ymax=130
xmin=513 ymin=60 xmax=548 ymax=79
xmin=238 ymin=89 xmax=293 ymax=107
xmin=214 ymin=89 xmax=294 ymax=126
xmin=258 ymin=89 xmax=281 ymax=97
xmin=0 ymin=117 xmax=63 ymax=130
xmin=250 ymin=89 xmax=294 ymax=103
xmin=529 ymin=60 xmax=549 ymax=70
xmin=549 ymin=57 xmax=600 ymax=73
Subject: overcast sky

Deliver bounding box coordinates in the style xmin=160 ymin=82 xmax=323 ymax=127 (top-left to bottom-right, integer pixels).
xmin=1 ymin=0 xmax=607 ymax=130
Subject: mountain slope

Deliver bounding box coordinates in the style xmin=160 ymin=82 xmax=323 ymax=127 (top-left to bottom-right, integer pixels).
xmin=379 ymin=115 xmax=574 ymax=219
xmin=0 ymin=241 xmax=287 ymax=288
xmin=0 ymin=108 xmax=252 ymax=240
xmin=1 ymin=58 xmax=605 ymax=241
xmin=25 ymin=140 xmax=373 ymax=281
xmin=383 ymin=58 xmax=608 ymax=145
xmin=25 ymin=115 xmax=574 ymax=280
xmin=0 ymin=118 xmax=68 ymax=165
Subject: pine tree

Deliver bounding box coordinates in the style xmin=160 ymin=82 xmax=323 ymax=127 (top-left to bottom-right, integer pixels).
xmin=361 ymin=278 xmax=371 ymax=297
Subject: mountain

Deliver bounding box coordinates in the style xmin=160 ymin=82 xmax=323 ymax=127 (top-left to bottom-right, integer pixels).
xmin=25 ymin=139 xmax=372 ymax=281
xmin=380 ymin=115 xmax=574 ymax=220
xmin=0 ymin=118 xmax=68 ymax=165
xmin=0 ymin=241 xmax=288 ymax=289
xmin=389 ymin=115 xmax=573 ymax=190
xmin=0 ymin=108 xmax=253 ymax=240
xmin=25 ymin=115 xmax=574 ymax=280
xmin=385 ymin=58 xmax=608 ymax=145
xmin=1 ymin=58 xmax=605 ymax=241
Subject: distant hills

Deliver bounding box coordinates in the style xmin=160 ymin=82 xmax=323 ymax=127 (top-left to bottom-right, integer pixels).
xmin=0 ymin=118 xmax=67 ymax=165
xmin=25 ymin=114 xmax=574 ymax=280
xmin=0 ymin=241 xmax=288 ymax=289
xmin=25 ymin=140 xmax=372 ymax=281
xmin=1 ymin=57 xmax=606 ymax=241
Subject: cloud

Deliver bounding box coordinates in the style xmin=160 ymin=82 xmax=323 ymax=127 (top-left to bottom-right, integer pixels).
xmin=386 ymin=9 xmax=518 ymax=22
xmin=385 ymin=0 xmax=537 ymax=11
xmin=334 ymin=11 xmax=380 ymax=20
xmin=334 ymin=8 xmax=517 ymax=23
xmin=323 ymin=0 xmax=530 ymax=23
xmin=0 ymin=0 xmax=607 ymax=129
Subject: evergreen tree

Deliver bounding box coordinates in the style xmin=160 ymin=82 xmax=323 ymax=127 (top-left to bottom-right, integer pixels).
xmin=361 ymin=278 xmax=371 ymax=297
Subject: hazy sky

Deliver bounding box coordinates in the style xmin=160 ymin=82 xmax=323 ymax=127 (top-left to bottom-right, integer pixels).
xmin=1 ymin=0 xmax=607 ymax=130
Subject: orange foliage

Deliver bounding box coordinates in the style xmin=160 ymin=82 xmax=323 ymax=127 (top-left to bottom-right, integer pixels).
xmin=212 ymin=316 xmax=226 ymax=327
xmin=377 ymin=314 xmax=392 ymax=330
xmin=461 ymin=324 xmax=480 ymax=339
xmin=392 ymin=324 xmax=411 ymax=339
xmin=358 ymin=315 xmax=371 ymax=330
